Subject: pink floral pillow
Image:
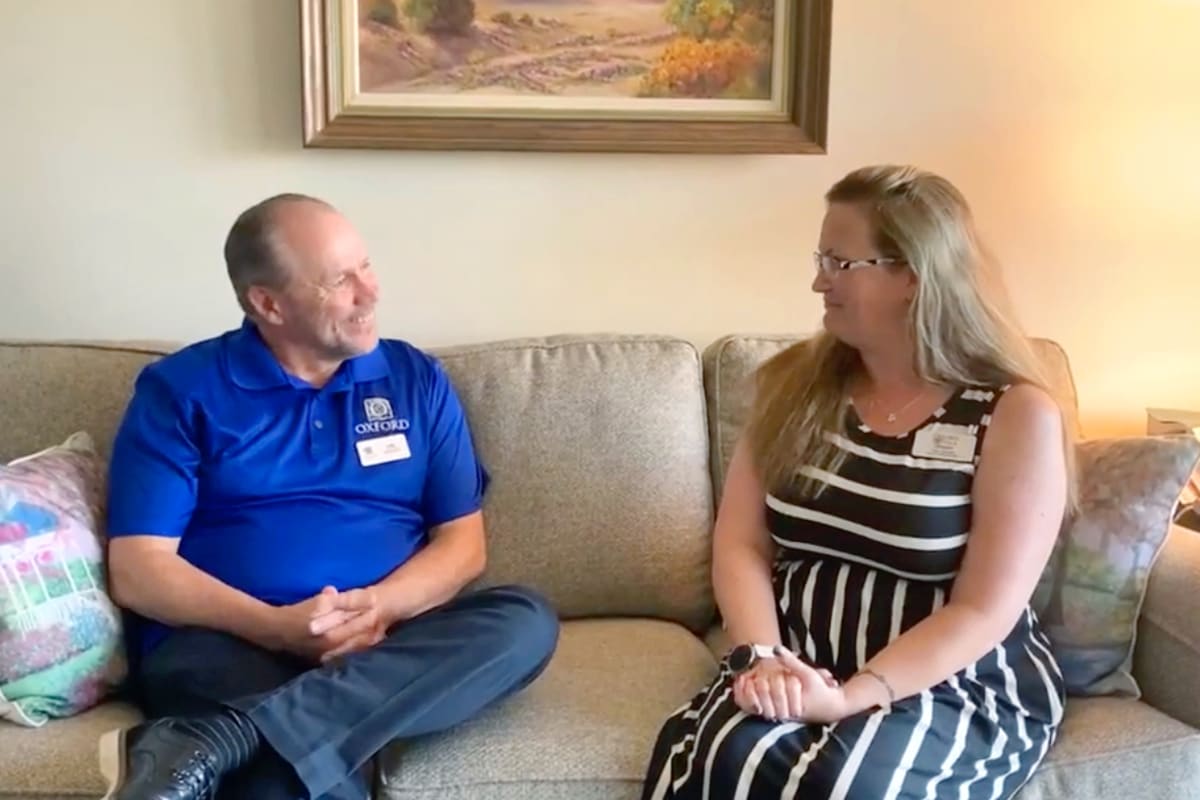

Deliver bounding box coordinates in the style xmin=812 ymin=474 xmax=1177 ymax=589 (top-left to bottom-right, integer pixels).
xmin=0 ymin=433 xmax=126 ymax=726
xmin=1033 ymin=434 xmax=1200 ymax=696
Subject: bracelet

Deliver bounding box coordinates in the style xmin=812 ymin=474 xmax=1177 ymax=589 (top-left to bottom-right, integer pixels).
xmin=858 ymin=668 xmax=896 ymax=707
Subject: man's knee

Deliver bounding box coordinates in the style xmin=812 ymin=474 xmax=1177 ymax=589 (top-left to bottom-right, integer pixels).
xmin=137 ymin=627 xmax=302 ymax=717
xmin=476 ymin=585 xmax=560 ymax=668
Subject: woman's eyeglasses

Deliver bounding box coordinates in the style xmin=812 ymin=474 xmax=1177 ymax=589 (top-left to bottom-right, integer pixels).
xmin=812 ymin=252 xmax=905 ymax=275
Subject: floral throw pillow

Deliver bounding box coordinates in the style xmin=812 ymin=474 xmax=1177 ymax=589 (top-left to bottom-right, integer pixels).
xmin=0 ymin=432 xmax=127 ymax=726
xmin=1032 ymin=434 xmax=1200 ymax=697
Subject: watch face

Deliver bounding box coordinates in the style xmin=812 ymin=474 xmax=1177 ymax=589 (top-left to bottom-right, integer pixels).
xmin=728 ymin=644 xmax=754 ymax=673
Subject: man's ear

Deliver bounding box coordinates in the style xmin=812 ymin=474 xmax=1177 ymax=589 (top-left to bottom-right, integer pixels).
xmin=246 ymin=286 xmax=284 ymax=325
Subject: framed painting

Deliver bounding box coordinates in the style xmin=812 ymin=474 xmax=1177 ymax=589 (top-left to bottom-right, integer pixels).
xmin=301 ymin=0 xmax=831 ymax=153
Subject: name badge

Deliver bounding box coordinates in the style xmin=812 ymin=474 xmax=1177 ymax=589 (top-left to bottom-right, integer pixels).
xmin=356 ymin=433 xmax=411 ymax=467
xmin=912 ymin=423 xmax=976 ymax=462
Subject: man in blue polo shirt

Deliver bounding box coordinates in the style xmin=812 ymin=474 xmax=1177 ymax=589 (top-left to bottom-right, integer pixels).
xmin=99 ymin=193 xmax=559 ymax=800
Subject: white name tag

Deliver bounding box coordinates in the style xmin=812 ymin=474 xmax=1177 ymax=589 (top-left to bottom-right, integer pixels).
xmin=912 ymin=423 xmax=977 ymax=462
xmin=356 ymin=433 xmax=411 ymax=467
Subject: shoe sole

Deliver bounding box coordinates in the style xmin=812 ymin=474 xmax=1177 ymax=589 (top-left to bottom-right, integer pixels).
xmin=97 ymin=728 xmax=128 ymax=800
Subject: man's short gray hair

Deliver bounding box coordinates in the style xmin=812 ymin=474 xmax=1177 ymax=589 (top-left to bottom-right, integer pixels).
xmin=223 ymin=193 xmax=333 ymax=315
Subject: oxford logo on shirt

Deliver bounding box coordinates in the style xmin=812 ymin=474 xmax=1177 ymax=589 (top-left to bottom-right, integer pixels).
xmin=364 ymin=397 xmax=393 ymax=422
xmin=355 ymin=397 xmax=410 ymax=435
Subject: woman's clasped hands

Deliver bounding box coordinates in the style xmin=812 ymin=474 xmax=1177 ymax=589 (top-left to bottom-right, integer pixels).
xmin=732 ymin=646 xmax=848 ymax=725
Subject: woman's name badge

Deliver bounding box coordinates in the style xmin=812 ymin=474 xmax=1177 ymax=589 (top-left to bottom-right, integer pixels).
xmin=912 ymin=423 xmax=976 ymax=462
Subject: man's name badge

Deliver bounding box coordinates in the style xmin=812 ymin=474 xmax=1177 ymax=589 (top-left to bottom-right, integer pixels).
xmin=356 ymin=433 xmax=411 ymax=467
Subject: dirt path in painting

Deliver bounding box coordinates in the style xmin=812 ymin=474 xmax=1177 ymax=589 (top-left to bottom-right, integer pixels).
xmin=401 ymin=30 xmax=674 ymax=95
xmin=361 ymin=1 xmax=675 ymax=96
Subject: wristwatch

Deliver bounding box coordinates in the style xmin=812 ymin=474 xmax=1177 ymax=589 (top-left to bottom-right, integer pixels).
xmin=727 ymin=643 xmax=777 ymax=674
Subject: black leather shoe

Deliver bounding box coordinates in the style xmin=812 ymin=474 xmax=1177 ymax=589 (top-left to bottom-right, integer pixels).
xmin=99 ymin=719 xmax=221 ymax=800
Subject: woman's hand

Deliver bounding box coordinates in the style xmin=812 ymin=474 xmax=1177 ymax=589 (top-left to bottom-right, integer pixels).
xmin=733 ymin=658 xmax=804 ymax=721
xmin=772 ymin=647 xmax=851 ymax=724
xmin=732 ymin=652 xmax=840 ymax=722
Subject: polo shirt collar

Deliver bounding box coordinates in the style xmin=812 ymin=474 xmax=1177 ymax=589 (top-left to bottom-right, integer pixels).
xmin=348 ymin=341 xmax=388 ymax=383
xmin=224 ymin=318 xmax=388 ymax=391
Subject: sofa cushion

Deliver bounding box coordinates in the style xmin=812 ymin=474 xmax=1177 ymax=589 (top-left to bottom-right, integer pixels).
xmin=703 ymin=622 xmax=732 ymax=660
xmin=0 ymin=699 xmax=141 ymax=798
xmin=0 ymin=342 xmax=172 ymax=463
xmin=432 ymin=336 xmax=715 ymax=629
xmin=1135 ymin=525 xmax=1200 ymax=731
xmin=1 ymin=432 xmax=126 ymax=726
xmin=701 ymin=335 xmax=1081 ymax=500
xmin=375 ymin=618 xmax=717 ymax=800
xmin=1 ymin=335 xmax=717 ymax=630
xmin=1019 ymin=697 xmax=1200 ymax=799
xmin=1034 ymin=436 xmax=1200 ymax=697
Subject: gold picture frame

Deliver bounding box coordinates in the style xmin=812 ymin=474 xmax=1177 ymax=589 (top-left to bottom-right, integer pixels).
xmin=301 ymin=0 xmax=831 ymax=154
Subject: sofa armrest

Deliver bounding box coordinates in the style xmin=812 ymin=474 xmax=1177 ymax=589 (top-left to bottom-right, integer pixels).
xmin=1133 ymin=524 xmax=1200 ymax=729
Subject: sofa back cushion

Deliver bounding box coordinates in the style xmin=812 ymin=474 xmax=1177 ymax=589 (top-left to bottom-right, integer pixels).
xmin=701 ymin=334 xmax=1081 ymax=500
xmin=0 ymin=342 xmax=172 ymax=464
xmin=1 ymin=336 xmax=716 ymax=630
xmin=432 ymin=335 xmax=714 ymax=630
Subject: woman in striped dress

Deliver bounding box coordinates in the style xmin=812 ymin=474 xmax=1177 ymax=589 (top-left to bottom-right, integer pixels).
xmin=642 ymin=165 xmax=1072 ymax=799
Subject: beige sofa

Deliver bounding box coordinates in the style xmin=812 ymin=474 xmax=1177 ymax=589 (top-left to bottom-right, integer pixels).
xmin=1 ymin=334 xmax=1198 ymax=800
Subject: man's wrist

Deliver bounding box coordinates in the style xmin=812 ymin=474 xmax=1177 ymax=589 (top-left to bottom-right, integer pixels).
xmin=238 ymin=601 xmax=283 ymax=651
xmin=371 ymin=581 xmax=408 ymax=628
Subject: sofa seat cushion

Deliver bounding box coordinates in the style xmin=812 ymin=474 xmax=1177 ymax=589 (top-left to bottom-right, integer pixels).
xmin=0 ymin=699 xmax=141 ymax=798
xmin=376 ymin=618 xmax=717 ymax=800
xmin=1021 ymin=697 xmax=1200 ymax=799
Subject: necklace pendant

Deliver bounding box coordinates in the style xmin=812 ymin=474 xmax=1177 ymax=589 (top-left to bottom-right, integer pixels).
xmin=886 ymin=412 xmax=898 ymax=423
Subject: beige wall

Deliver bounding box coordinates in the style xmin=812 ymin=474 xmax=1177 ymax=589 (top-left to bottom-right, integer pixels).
xmin=1 ymin=0 xmax=1197 ymax=437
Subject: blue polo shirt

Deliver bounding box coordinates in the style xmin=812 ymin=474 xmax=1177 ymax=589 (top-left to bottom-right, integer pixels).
xmin=107 ymin=319 xmax=489 ymax=656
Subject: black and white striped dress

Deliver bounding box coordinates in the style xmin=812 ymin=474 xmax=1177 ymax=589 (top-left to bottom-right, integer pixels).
xmin=643 ymin=386 xmax=1064 ymax=799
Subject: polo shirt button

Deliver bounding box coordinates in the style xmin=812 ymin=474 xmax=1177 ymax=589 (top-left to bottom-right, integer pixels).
xmin=313 ymin=420 xmax=324 ymax=429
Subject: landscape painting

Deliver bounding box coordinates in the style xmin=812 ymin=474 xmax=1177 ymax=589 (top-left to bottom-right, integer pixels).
xmin=354 ymin=0 xmax=785 ymax=111
xmin=301 ymin=0 xmax=831 ymax=153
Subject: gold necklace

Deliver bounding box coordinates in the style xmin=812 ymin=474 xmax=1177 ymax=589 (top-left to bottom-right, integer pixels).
xmin=867 ymin=386 xmax=928 ymax=424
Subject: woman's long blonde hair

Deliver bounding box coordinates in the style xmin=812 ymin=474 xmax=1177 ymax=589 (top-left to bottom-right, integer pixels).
xmin=747 ymin=165 xmax=1077 ymax=506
